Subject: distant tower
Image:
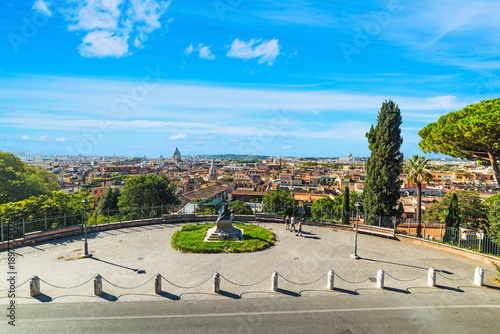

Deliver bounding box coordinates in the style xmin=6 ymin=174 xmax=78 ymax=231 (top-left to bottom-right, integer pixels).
xmin=172 ymin=147 xmax=181 ymax=163
xmin=209 ymin=158 xmax=217 ymax=181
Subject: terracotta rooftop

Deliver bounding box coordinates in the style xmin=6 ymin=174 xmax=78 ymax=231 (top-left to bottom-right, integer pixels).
xmin=182 ymin=184 xmax=228 ymax=201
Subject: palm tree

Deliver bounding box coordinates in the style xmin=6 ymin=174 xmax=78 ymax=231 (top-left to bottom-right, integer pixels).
xmin=404 ymin=155 xmax=433 ymax=237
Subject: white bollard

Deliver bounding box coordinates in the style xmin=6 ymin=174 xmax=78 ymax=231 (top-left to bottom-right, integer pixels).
xmin=474 ymin=267 xmax=484 ymax=287
xmin=427 ymin=268 xmax=436 ymax=287
xmin=377 ymin=269 xmax=385 ymax=289
xmin=213 ymin=272 xmax=220 ymax=293
xmin=327 ymin=270 xmax=335 ymax=290
xmin=94 ymin=274 xmax=102 ymax=296
xmin=30 ymin=276 xmax=40 ymax=297
xmin=155 ymin=274 xmax=162 ymax=294
xmin=272 ymin=271 xmax=278 ymax=291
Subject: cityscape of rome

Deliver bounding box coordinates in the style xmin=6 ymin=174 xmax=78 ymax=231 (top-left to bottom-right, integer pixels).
xmin=2 ymin=0 xmax=500 ymax=333
xmin=12 ymin=148 xmax=499 ymax=219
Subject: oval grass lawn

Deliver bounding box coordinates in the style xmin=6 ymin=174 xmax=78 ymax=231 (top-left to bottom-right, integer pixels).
xmin=171 ymin=223 xmax=276 ymax=253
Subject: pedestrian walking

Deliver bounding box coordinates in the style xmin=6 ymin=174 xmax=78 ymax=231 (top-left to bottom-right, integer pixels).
xmin=296 ymin=220 xmax=302 ymax=236
xmin=285 ymin=215 xmax=290 ymax=230
xmin=290 ymin=216 xmax=295 ymax=232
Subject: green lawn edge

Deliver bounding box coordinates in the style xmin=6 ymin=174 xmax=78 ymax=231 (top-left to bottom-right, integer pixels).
xmin=170 ymin=223 xmax=276 ymax=253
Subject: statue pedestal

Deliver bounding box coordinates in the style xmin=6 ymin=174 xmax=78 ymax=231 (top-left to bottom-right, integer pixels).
xmin=217 ymin=219 xmax=233 ymax=233
xmin=204 ymin=218 xmax=243 ymax=242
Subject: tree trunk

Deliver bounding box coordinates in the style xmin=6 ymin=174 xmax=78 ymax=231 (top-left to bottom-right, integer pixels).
xmin=417 ymin=182 xmax=422 ymax=223
xmin=487 ymin=148 xmax=500 ymax=188
xmin=417 ymin=182 xmax=422 ymax=238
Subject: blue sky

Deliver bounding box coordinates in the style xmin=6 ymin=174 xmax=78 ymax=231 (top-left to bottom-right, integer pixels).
xmin=1 ymin=0 xmax=499 ymax=158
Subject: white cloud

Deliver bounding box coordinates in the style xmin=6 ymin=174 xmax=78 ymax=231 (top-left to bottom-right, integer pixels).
xmin=184 ymin=44 xmax=194 ymax=56
xmin=198 ymin=45 xmax=215 ymax=60
xmin=37 ymin=135 xmax=50 ymax=141
xmin=64 ymin=0 xmax=170 ymax=57
xmin=78 ymin=30 xmax=129 ymax=58
xmin=185 ymin=43 xmax=216 ymax=60
xmin=21 ymin=135 xmax=29 ymax=140
xmin=227 ymin=38 xmax=280 ymax=65
xmin=282 ymin=145 xmax=291 ymax=150
xmin=56 ymin=137 xmax=67 ymax=142
xmin=169 ymin=133 xmax=186 ymax=140
xmin=32 ymin=0 xmax=52 ymax=17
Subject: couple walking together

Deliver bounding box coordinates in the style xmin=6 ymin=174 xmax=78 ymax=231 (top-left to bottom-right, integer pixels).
xmin=285 ymin=215 xmax=302 ymax=236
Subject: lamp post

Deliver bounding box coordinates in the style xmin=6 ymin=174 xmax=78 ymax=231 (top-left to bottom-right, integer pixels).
xmin=351 ymin=202 xmax=362 ymax=259
xmin=82 ymin=198 xmax=92 ymax=258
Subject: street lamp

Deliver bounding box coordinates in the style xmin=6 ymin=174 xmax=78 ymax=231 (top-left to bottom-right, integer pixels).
xmin=82 ymin=198 xmax=92 ymax=258
xmin=351 ymin=202 xmax=362 ymax=259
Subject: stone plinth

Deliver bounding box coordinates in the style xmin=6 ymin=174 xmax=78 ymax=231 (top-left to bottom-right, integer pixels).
xmin=217 ymin=219 xmax=233 ymax=233
xmin=204 ymin=218 xmax=243 ymax=242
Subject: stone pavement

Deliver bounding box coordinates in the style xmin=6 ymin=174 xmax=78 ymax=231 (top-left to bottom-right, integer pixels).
xmin=1 ymin=220 xmax=499 ymax=304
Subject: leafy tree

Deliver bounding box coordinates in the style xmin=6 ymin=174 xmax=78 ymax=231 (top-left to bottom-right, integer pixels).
xmin=404 ymin=155 xmax=433 ymax=236
xmin=342 ymin=186 xmax=350 ymax=225
xmin=0 ymin=191 xmax=91 ymax=227
xmin=312 ymin=196 xmax=336 ymax=220
xmin=219 ymin=176 xmax=234 ymax=182
xmin=418 ymin=98 xmax=500 ymax=187
xmin=423 ymin=191 xmax=488 ymax=228
xmin=443 ymin=193 xmax=460 ymax=242
xmin=0 ymin=151 xmax=58 ymax=204
xmin=249 ymin=197 xmax=262 ymax=203
xmin=350 ymin=191 xmax=363 ymax=205
xmin=364 ymin=100 xmax=404 ymax=219
xmin=97 ymin=187 xmax=120 ymax=212
xmin=262 ymin=189 xmax=295 ymax=216
xmin=118 ymin=175 xmax=179 ymax=208
xmin=486 ymin=194 xmax=500 ymax=205
xmin=229 ymin=200 xmax=253 ymax=215
xmin=487 ymin=201 xmax=500 ymax=245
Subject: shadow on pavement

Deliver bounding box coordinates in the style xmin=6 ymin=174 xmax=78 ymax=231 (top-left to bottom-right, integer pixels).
xmin=276 ymin=288 xmax=301 ymax=297
xmin=384 ymin=286 xmax=411 ymax=294
xmin=34 ymin=293 xmax=52 ymax=302
xmin=333 ymin=287 xmax=359 ymax=295
xmin=158 ymin=291 xmax=181 ymax=300
xmin=218 ymin=290 xmax=241 ymax=299
xmin=360 ymin=257 xmax=429 ymax=271
xmin=483 ymin=284 xmax=500 ymax=291
xmin=435 ymin=285 xmax=464 ymax=293
xmin=98 ymin=291 xmax=118 ymax=301
xmin=91 ymin=257 xmax=146 ymax=274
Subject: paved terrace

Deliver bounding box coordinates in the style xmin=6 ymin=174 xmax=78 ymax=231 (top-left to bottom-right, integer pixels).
xmin=1 ymin=219 xmax=499 ymax=304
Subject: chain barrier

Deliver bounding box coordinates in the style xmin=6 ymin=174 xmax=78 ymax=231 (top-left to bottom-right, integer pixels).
xmin=161 ymin=275 xmax=213 ymax=289
xmin=334 ymin=273 xmax=371 ymax=285
xmin=384 ymin=271 xmax=427 ymax=282
xmin=220 ymin=274 xmax=268 ymax=287
xmin=278 ymin=273 xmax=325 ymax=286
xmin=39 ymin=276 xmax=96 ymax=289
xmin=0 ymin=276 xmax=33 ymax=291
xmin=101 ymin=275 xmax=155 ymax=290
xmin=436 ymin=272 xmax=473 ymax=281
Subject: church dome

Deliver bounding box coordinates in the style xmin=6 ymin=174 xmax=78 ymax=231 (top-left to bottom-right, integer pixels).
xmin=172 ymin=147 xmax=181 ymax=161
xmin=347 ymin=152 xmax=352 ymax=158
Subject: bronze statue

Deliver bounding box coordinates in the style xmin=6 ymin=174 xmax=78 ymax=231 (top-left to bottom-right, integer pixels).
xmin=218 ymin=203 xmax=231 ymax=220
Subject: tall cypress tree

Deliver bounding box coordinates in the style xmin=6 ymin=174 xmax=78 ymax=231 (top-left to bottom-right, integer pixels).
xmin=443 ymin=193 xmax=460 ymax=243
xmin=342 ymin=186 xmax=350 ymax=225
xmin=363 ymin=100 xmax=404 ymax=221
